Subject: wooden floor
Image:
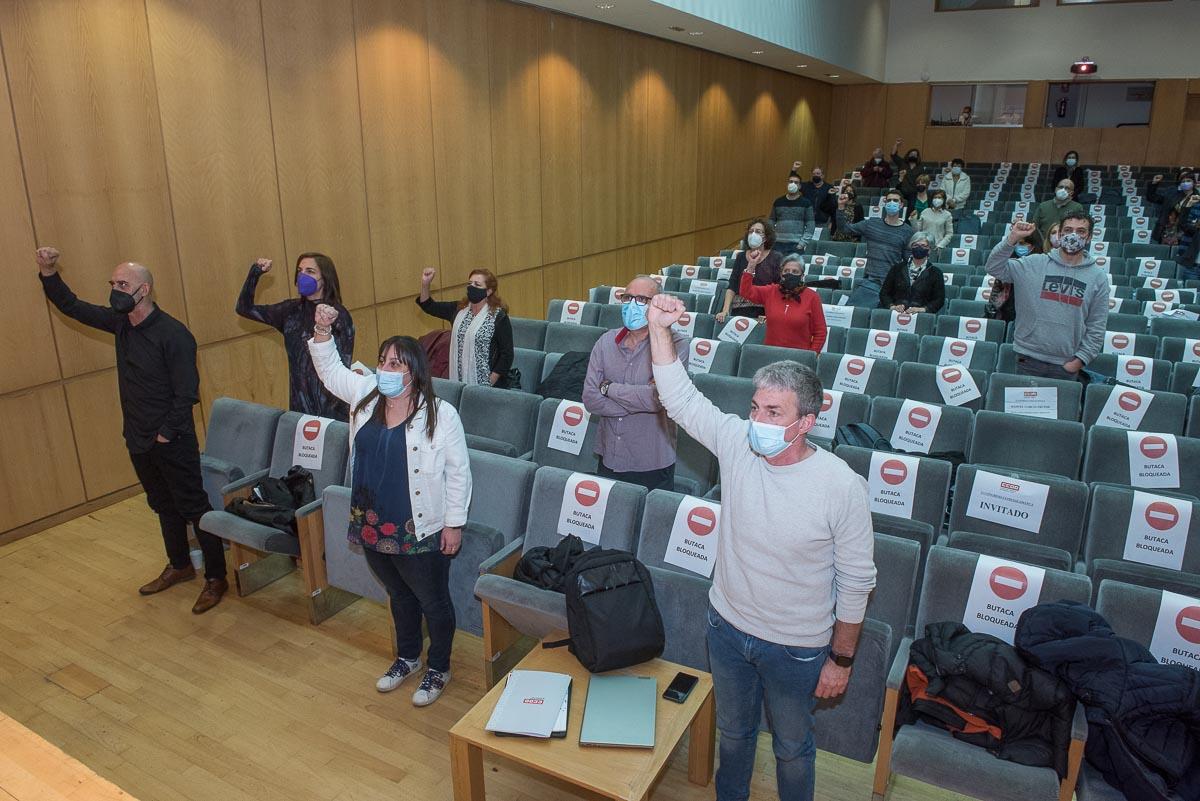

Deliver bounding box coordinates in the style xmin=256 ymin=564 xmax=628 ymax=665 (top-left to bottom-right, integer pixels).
xmin=0 ymin=496 xmax=970 ymax=801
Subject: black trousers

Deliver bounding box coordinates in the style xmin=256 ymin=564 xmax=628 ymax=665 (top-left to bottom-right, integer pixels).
xmin=363 ymin=548 xmax=456 ymax=673
xmin=598 ymin=460 xmax=676 ymax=493
xmin=128 ymin=428 xmax=226 ymax=580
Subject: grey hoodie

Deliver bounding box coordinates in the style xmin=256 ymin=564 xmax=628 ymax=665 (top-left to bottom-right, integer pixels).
xmin=985 ymin=242 xmax=1108 ymax=366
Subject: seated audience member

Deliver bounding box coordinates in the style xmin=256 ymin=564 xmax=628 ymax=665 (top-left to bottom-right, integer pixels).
xmin=1149 ymin=171 xmax=1198 ymax=243
xmin=1160 ymin=208 xmax=1183 ymax=248
xmin=835 ymin=188 xmax=914 ymax=308
xmin=1178 ymin=194 xmax=1200 ymax=281
xmin=801 ymin=167 xmax=837 ymax=227
xmin=942 ymin=158 xmax=971 ymax=214
xmin=986 ymin=215 xmax=1106 ymax=381
xmin=958 ymin=105 xmax=973 ymax=126
xmin=769 ymin=173 xmax=815 ymax=254
xmin=879 ymin=232 xmax=945 ymax=315
xmin=236 ymin=253 xmax=355 ymax=421
xmin=1051 ymin=151 xmax=1085 ymax=200
xmin=914 ymin=188 xmax=953 ymax=257
xmin=738 ymin=255 xmax=827 ymax=352
xmin=717 ymin=219 xmax=783 ymax=323
xmin=416 ymin=267 xmax=514 ymax=388
xmin=908 ymin=175 xmax=932 ymax=217
xmin=829 ymin=185 xmax=864 ymax=241
xmin=1045 ymin=220 xmax=1062 ymax=252
xmin=890 ymin=140 xmax=928 ymax=206
xmin=1031 ymin=179 xmax=1084 ymax=238
xmin=582 ymin=275 xmax=689 ymax=493
xmin=644 ymin=294 xmax=875 ymax=801
xmin=986 ymin=280 xmax=1016 ymax=324
xmin=860 ymin=147 xmax=892 ymax=188
xmin=309 ymin=317 xmax=469 ymax=705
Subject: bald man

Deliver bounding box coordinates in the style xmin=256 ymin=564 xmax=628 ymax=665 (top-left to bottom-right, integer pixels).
xmin=37 ymin=247 xmax=227 ymax=614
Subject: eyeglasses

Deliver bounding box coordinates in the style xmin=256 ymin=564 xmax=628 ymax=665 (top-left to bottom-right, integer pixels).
xmin=617 ymin=293 xmax=653 ymax=307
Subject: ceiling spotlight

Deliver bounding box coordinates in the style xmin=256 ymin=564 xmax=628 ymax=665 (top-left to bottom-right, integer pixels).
xmin=595 ymin=2 xmax=614 ymax=8
xmin=826 ymin=73 xmax=840 ymax=78
xmin=688 ymin=31 xmax=704 ymax=36
xmin=667 ymin=25 xmax=685 ymax=31
xmin=752 ymin=50 xmax=765 ymax=55
xmin=797 ymin=64 xmax=809 ymax=68
xmin=1070 ymin=56 xmax=1097 ymax=75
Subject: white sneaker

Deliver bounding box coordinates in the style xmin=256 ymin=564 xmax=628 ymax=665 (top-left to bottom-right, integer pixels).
xmin=412 ymin=669 xmax=450 ymax=706
xmin=376 ymin=658 xmax=421 ymax=693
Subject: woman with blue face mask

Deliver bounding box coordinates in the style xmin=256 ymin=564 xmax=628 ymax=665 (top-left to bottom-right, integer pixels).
xmin=236 ymin=252 xmax=355 ymax=421
xmin=1052 ymin=151 xmax=1084 ymax=200
xmin=308 ymin=313 xmax=471 ymax=707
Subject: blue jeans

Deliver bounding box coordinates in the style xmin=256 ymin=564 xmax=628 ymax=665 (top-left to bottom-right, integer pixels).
xmin=706 ymin=605 xmax=828 ymax=801
xmin=848 ymin=277 xmax=882 ymax=308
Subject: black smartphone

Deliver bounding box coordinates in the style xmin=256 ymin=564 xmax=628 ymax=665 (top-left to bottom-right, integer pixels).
xmin=662 ymin=671 xmax=699 ymax=704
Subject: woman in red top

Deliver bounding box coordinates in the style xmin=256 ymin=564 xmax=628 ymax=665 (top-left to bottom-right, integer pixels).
xmin=739 ymin=256 xmax=827 ymax=352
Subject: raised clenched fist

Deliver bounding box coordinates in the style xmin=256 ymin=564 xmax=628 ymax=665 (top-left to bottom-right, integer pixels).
xmin=646 ymin=293 xmax=685 ymax=329
xmin=255 ymin=257 xmax=272 ymax=273
xmin=421 ymin=266 xmax=436 ymax=285
xmin=36 ymin=246 xmax=60 ymax=276
xmin=314 ymin=303 xmax=339 ymax=328
xmin=1008 ymin=221 xmax=1036 ymax=246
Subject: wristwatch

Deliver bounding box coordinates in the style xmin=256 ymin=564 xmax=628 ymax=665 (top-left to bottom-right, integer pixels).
xmin=829 ymin=651 xmax=855 ymax=668
xmin=599 ymin=379 xmax=612 ymax=396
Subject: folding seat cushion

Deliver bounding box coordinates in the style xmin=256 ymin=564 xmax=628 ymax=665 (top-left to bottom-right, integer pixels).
xmin=1080 ymin=484 xmax=1200 ymax=601
xmin=200 ymin=397 xmax=283 ymax=511
xmin=984 ymin=373 xmax=1083 ymax=421
xmin=1082 ymin=425 xmax=1200 ymax=498
xmin=1081 ymin=385 xmax=1187 ymax=435
xmin=458 ymin=384 xmax=541 ymax=458
xmin=968 ymin=409 xmax=1085 ymax=479
xmin=916 ymin=336 xmax=999 ymax=372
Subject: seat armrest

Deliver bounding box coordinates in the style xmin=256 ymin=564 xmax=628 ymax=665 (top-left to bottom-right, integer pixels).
xmin=221 ymin=468 xmax=270 ymax=498
xmin=1070 ymin=701 xmax=1088 ymax=743
xmin=1074 ymin=559 xmax=1087 ymax=574
xmin=295 ymin=498 xmax=324 ymax=519
xmin=886 ymin=636 xmax=914 ymax=691
xmin=519 ymin=450 xmax=534 ymax=461
xmin=478 ymin=538 xmax=524 ymax=577
xmin=201 ymin=454 xmax=243 ymax=481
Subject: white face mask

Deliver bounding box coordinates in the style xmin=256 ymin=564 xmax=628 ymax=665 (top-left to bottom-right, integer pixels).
xmin=1055 ymin=187 xmax=1070 ymax=201
xmin=787 ymin=182 xmax=800 ymax=194
xmin=932 ymin=197 xmax=944 ymax=208
xmin=951 ymin=166 xmax=962 ymax=176
xmin=747 ymin=232 xmax=764 ymax=249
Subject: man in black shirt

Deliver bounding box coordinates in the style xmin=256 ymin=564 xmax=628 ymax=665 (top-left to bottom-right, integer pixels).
xmin=800 ymin=167 xmax=837 ymax=227
xmin=769 ymin=172 xmax=815 ymax=254
xmin=37 ymin=247 xmax=227 ymax=614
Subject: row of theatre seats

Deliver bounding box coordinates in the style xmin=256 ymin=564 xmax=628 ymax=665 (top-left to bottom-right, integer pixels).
xmin=191 ymin=395 xmax=1190 ymax=801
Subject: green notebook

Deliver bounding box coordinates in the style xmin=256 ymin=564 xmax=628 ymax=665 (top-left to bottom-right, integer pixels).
xmin=579 ymin=675 xmax=657 ymax=748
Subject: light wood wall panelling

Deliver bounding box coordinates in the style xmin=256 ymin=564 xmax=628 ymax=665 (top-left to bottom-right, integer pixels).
xmin=1098 ymin=127 xmax=1149 ymax=166
xmin=752 ymin=71 xmax=786 ymax=216
xmin=963 ymin=128 xmax=1011 ymax=165
xmin=1024 ymin=81 xmax=1048 ymax=128
xmin=642 ymin=37 xmax=697 ymax=242
xmin=921 ymin=126 xmax=967 ymax=164
xmin=425 ymin=0 xmax=496 ymax=283
xmin=537 ymin=12 xmax=583 ymax=265
xmin=1182 ymin=88 xmax=1200 ymax=167
xmin=1050 ymin=128 xmax=1102 ymax=165
xmin=837 ymin=84 xmax=887 ymax=180
xmin=0 ymin=384 xmax=85 ymax=532
xmin=541 ymin=259 xmax=584 ymax=307
xmin=348 ymin=305 xmax=379 ymax=367
xmin=260 ymin=0 xmax=373 ymax=311
xmin=376 ymin=295 xmax=438 ymax=344
xmin=63 ymin=370 xmax=138 ymax=500
xmin=825 ymin=85 xmax=849 ymax=179
xmin=1146 ymin=79 xmax=1188 ymax=167
xmin=353 ymin=0 xmax=441 ymax=305
xmin=643 ymin=234 xmax=697 ymax=274
xmin=693 ymin=51 xmax=736 ymax=230
xmin=883 ymin=84 xmax=928 ymax=162
xmin=196 ymin=332 xmax=289 ymax=416
xmin=578 ymin=251 xmax=619 ymax=292
xmin=0 ymin=40 xmax=57 ymax=394
xmin=577 ymin=20 xmax=621 ymax=253
xmin=614 ymin=30 xmax=649 ymax=248
xmin=1 ymin=0 xmax=187 ymax=378
xmin=730 ymin=60 xmax=764 ymax=223
xmin=498 ymin=267 xmax=544 ymax=320
xmin=1007 ymin=128 xmax=1055 ymax=164
xmin=145 ymin=0 xmax=288 ymax=348
xmin=487 ymin=0 xmax=544 ymax=275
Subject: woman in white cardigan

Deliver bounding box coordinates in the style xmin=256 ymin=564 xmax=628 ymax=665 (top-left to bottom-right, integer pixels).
xmin=309 ymin=304 xmax=471 ymax=707
xmin=915 ymin=188 xmax=955 ymax=258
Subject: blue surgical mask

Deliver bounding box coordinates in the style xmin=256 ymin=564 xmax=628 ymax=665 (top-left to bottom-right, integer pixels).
xmin=621 ymin=300 xmax=648 ymax=331
xmin=376 ymin=369 xmax=406 ymax=398
xmin=1181 ymin=181 xmax=1195 ymax=193
xmin=1066 ymin=158 xmax=1077 ymax=167
xmin=1014 ymin=244 xmax=1031 ymax=257
xmin=747 ymin=419 xmax=799 ymax=457
xmin=951 ymin=166 xmax=962 ymax=176
xmin=1055 ymin=187 xmax=1070 ymax=201
xmin=747 ymin=232 xmax=764 ymax=249
xmin=297 ymin=273 xmax=319 ymax=297
xmin=884 ymin=200 xmax=902 ymax=216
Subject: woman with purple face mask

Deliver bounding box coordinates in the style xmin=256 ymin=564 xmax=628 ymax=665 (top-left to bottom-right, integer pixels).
xmin=236 ymin=252 xmax=355 ymax=420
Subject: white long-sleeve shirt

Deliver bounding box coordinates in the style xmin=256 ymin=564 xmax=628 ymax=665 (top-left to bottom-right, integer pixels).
xmin=652 ymin=358 xmax=877 ymax=646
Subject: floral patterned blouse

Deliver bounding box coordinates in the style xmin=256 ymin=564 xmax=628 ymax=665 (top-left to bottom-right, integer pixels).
xmin=347 ymin=416 xmax=439 ymax=555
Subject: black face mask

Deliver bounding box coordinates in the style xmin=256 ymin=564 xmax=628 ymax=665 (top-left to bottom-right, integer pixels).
xmin=109 ymin=287 xmax=141 ymax=314
xmin=466 ymin=285 xmax=489 ymax=304
xmin=780 ymin=274 xmax=804 ymax=293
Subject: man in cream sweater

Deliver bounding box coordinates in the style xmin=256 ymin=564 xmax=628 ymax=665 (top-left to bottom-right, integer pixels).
xmin=645 ymin=294 xmax=876 ymax=801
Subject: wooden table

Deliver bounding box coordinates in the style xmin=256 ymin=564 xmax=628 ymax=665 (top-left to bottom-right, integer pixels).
xmin=448 ymin=638 xmax=715 ymax=801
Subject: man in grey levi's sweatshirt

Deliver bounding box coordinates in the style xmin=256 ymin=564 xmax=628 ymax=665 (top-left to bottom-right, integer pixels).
xmin=985 ymin=213 xmax=1108 ymax=380
xmin=644 ymin=292 xmax=876 ymax=801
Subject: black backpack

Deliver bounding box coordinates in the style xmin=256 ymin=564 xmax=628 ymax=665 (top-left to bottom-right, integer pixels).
xmin=225 ymin=466 xmax=316 ymax=536
xmin=513 ymin=534 xmax=587 ymax=593
xmin=546 ymin=549 xmax=665 ymax=673
xmin=835 ymin=422 xmax=894 ymax=451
